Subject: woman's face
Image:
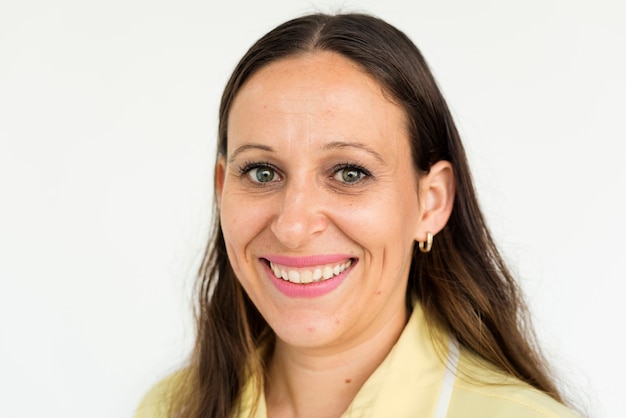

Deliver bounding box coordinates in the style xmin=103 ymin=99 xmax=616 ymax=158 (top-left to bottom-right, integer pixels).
xmin=217 ymin=51 xmax=424 ymax=351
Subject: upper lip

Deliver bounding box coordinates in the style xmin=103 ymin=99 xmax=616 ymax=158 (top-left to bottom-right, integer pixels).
xmin=262 ymin=254 xmax=355 ymax=267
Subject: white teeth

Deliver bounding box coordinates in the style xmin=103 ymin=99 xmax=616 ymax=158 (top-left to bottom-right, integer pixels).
xmin=269 ymin=259 xmax=353 ymax=284
xmin=323 ymin=266 xmax=334 ymax=279
xmin=288 ymin=270 xmax=300 ymax=283
xmin=300 ymin=270 xmax=313 ymax=284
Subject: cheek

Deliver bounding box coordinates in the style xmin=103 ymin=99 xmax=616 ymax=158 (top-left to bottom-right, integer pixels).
xmin=343 ymin=190 xmax=418 ymax=237
xmin=326 ymin=201 xmax=402 ymax=259
xmin=220 ymin=206 xmax=256 ymax=290
xmin=219 ymin=193 xmax=250 ymax=267
xmin=220 ymin=191 xmax=273 ymax=253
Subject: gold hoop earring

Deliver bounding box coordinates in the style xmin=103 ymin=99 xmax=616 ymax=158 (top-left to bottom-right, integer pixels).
xmin=418 ymin=232 xmax=433 ymax=253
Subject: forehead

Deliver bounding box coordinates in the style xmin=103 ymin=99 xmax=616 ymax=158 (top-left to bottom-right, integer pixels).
xmin=237 ymin=51 xmax=382 ymax=105
xmin=227 ymin=51 xmax=408 ymax=147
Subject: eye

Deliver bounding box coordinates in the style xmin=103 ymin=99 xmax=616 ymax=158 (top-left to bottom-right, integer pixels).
xmin=238 ymin=162 xmax=281 ymax=184
xmin=332 ymin=164 xmax=370 ymax=184
xmin=250 ymin=166 xmax=276 ymax=183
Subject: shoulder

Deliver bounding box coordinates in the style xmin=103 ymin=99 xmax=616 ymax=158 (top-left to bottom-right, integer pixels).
xmin=135 ymin=369 xmax=188 ymax=418
xmin=448 ymin=350 xmax=580 ymax=418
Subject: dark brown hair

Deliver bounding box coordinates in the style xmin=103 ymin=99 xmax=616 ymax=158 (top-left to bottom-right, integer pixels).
xmin=173 ymin=13 xmax=565 ymax=417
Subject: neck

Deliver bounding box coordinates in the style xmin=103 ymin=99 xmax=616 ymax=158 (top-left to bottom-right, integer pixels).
xmin=265 ymin=306 xmax=408 ymax=418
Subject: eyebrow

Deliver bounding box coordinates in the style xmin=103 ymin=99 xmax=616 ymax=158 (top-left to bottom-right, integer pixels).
xmin=227 ymin=140 xmax=387 ymax=165
xmin=228 ymin=143 xmax=274 ymax=163
xmin=323 ymin=141 xmax=387 ymax=165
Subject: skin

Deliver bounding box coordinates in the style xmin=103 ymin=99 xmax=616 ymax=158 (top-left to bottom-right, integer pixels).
xmin=216 ymin=51 xmax=455 ymax=418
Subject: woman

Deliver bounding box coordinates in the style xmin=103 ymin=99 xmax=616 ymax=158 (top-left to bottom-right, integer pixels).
xmin=137 ymin=13 xmax=579 ymax=418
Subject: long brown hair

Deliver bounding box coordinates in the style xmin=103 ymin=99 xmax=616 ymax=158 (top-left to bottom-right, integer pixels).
xmin=172 ymin=13 xmax=565 ymax=417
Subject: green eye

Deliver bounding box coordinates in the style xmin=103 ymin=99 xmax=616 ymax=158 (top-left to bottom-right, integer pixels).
xmin=333 ymin=164 xmax=369 ymax=184
xmin=339 ymin=168 xmax=362 ymax=183
xmin=238 ymin=162 xmax=281 ymax=185
xmin=251 ymin=167 xmax=275 ymax=183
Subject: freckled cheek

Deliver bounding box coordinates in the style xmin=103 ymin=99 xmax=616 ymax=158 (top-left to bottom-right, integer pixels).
xmin=219 ymin=200 xmax=250 ymax=269
xmin=337 ymin=198 xmax=415 ymax=273
xmin=333 ymin=202 xmax=394 ymax=241
xmin=220 ymin=194 xmax=275 ymax=254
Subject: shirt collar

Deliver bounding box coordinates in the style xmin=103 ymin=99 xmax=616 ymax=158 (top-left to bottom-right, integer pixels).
xmin=342 ymin=303 xmax=450 ymax=417
xmin=237 ymin=303 xmax=450 ymax=418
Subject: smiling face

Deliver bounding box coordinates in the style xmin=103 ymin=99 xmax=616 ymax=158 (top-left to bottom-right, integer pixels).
xmin=217 ymin=51 xmax=425 ymax=352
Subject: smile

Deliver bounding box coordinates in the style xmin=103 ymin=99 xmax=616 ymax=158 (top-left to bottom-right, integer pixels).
xmin=268 ymin=259 xmax=353 ymax=284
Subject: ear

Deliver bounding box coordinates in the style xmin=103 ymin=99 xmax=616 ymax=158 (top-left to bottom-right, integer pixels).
xmin=414 ymin=160 xmax=455 ymax=241
xmin=215 ymin=157 xmax=226 ymax=204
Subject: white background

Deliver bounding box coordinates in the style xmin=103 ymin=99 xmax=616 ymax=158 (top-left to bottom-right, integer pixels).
xmin=1 ymin=0 xmax=624 ymax=417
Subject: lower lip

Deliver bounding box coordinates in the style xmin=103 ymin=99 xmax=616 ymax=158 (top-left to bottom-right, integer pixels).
xmin=263 ymin=260 xmax=355 ymax=298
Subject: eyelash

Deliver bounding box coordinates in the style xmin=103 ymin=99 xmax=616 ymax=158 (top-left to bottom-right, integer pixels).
xmin=331 ymin=163 xmax=372 ymax=184
xmin=237 ymin=161 xmax=281 ymax=183
xmin=238 ymin=160 xmax=274 ymax=175
xmin=236 ymin=161 xmax=373 ymax=185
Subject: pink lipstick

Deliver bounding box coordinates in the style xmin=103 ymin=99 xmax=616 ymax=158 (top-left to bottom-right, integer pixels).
xmin=261 ymin=255 xmax=356 ymax=298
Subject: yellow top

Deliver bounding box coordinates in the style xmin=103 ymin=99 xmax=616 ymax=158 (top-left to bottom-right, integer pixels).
xmin=136 ymin=305 xmax=579 ymax=418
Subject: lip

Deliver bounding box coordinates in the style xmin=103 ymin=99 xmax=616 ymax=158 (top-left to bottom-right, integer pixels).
xmin=262 ymin=254 xmax=354 ymax=267
xmin=261 ymin=256 xmax=357 ymax=298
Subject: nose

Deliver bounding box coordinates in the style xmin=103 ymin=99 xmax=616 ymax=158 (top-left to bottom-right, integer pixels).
xmin=271 ymin=179 xmax=328 ymax=249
